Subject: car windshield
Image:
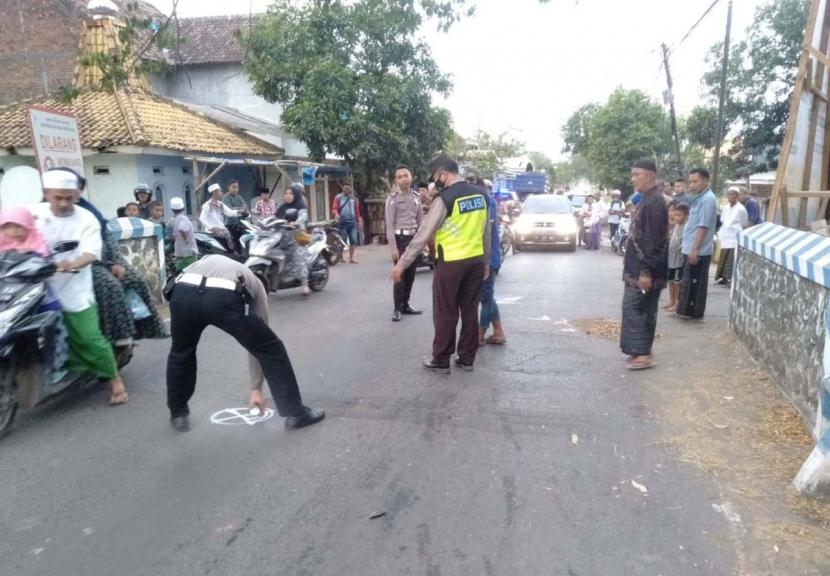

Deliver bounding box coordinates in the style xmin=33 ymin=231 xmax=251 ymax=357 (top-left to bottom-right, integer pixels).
xmin=523 ymin=195 xmax=572 ymax=214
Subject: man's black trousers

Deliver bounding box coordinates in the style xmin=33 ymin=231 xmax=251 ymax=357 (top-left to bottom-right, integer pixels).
xmin=166 ymin=283 xmax=304 ymax=418
xmin=394 ymin=235 xmax=418 ymax=310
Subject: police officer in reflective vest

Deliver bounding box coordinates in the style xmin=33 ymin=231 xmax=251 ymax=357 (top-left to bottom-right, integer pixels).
xmin=391 ymin=155 xmax=491 ymax=373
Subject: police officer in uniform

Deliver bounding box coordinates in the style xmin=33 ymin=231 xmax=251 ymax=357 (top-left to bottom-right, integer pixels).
xmin=391 ymin=155 xmax=491 ymax=373
xmin=386 ymin=164 xmax=424 ymax=321
xmin=165 ymin=255 xmax=325 ymax=431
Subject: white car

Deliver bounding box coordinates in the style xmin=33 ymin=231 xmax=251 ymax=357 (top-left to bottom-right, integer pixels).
xmin=512 ymin=195 xmax=578 ymax=252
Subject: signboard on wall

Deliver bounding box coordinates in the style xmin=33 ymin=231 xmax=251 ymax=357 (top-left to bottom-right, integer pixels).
xmin=28 ymin=106 xmax=85 ymax=177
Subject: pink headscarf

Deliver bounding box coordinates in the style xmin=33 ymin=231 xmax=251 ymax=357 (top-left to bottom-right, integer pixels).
xmin=0 ymin=206 xmax=48 ymax=255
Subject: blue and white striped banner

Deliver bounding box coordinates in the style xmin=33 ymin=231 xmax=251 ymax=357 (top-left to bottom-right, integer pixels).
xmin=107 ymin=217 xmax=163 ymax=241
xmin=739 ymin=222 xmax=830 ymax=288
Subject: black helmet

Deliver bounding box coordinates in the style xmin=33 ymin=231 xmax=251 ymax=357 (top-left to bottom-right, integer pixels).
xmin=134 ymin=183 xmax=151 ymax=200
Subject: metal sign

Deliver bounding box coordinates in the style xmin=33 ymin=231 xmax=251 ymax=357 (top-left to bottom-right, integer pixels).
xmin=28 ymin=106 xmax=85 ymax=177
xmin=210 ymin=407 xmax=275 ymax=426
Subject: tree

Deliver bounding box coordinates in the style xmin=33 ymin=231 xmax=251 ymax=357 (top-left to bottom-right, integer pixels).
xmin=449 ymin=129 xmax=525 ymax=179
xmin=553 ymin=154 xmax=595 ymax=187
xmin=561 ymin=103 xmax=598 ymax=155
xmin=244 ymin=0 xmax=455 ymax=200
xmin=582 ymin=89 xmax=671 ymax=192
xmin=700 ymin=0 xmax=809 ymax=170
xmin=527 ymin=151 xmax=556 ymax=176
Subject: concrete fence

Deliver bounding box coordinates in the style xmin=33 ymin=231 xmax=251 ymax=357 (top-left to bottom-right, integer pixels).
xmin=731 ymin=222 xmax=830 ymax=495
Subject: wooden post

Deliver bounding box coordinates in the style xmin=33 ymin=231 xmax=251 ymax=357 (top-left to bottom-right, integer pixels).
xmin=769 ymin=0 xmax=823 ymax=221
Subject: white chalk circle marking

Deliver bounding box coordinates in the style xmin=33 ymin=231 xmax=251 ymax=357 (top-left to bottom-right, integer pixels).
xmin=210 ymin=407 xmax=275 ymax=426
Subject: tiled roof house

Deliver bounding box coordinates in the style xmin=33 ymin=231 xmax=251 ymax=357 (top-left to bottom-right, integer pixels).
xmin=0 ymin=1 xmax=283 ymax=217
xmin=150 ymin=14 xmax=350 ymax=220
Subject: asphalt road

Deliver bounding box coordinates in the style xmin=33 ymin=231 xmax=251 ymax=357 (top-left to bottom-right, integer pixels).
xmin=0 ymin=243 xmax=736 ymax=576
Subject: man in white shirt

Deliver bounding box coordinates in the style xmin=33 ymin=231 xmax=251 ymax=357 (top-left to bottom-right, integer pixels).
xmin=607 ymin=190 xmax=625 ymax=242
xmin=32 ymin=170 xmax=128 ymax=405
xmin=199 ymin=183 xmax=241 ymax=251
xmin=714 ymin=186 xmax=749 ymax=287
xmin=168 ymin=196 xmax=197 ymax=271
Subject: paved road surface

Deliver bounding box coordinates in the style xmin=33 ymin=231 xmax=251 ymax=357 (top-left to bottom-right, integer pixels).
xmin=0 ymin=245 xmax=736 ymax=575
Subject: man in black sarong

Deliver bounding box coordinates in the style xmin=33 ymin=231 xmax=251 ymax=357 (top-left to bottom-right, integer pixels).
xmin=620 ymin=159 xmax=669 ymax=371
xmin=677 ymin=167 xmax=718 ymax=319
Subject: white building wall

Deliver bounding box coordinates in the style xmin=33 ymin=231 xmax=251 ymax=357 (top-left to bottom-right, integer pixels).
xmin=151 ymin=64 xmax=311 ymax=158
xmin=0 ymin=153 xmax=139 ymax=217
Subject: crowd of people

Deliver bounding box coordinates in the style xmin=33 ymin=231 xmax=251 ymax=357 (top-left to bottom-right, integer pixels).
xmin=0 ymin=155 xmax=768 ymax=433
xmin=620 ymin=161 xmax=764 ymax=370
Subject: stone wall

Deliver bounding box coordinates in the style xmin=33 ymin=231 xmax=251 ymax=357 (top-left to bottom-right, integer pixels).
xmin=107 ymin=217 xmax=165 ymax=303
xmin=730 ymin=249 xmax=827 ymax=427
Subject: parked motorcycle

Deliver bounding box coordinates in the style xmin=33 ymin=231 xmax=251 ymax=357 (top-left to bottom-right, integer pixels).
xmin=0 ymin=246 xmax=132 ymax=439
xmin=499 ymin=215 xmax=514 ymax=258
xmin=308 ymin=220 xmax=346 ymax=266
xmin=245 ymin=215 xmax=330 ymax=294
xmin=165 ymin=220 xmax=254 ymax=279
xmin=611 ymin=216 xmax=631 ymax=256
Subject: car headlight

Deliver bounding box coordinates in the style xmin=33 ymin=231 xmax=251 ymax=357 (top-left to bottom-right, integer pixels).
xmin=514 ymin=219 xmax=533 ymax=234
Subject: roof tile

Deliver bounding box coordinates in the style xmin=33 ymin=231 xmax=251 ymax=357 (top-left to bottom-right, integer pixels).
xmin=0 ymin=89 xmax=280 ymax=156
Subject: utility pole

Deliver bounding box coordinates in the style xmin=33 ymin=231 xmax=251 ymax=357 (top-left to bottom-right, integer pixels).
xmin=712 ymin=0 xmax=733 ymax=193
xmin=661 ymin=43 xmax=685 ymax=177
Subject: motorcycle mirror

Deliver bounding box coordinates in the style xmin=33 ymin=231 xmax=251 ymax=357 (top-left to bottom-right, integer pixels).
xmin=284 ymin=208 xmax=298 ymax=222
xmin=53 ymin=240 xmax=79 ymax=254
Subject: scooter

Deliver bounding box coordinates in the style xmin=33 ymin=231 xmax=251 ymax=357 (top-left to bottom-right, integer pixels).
xmin=611 ymin=216 xmax=631 ymax=256
xmin=308 ymin=219 xmax=346 ymax=266
xmin=244 ymin=214 xmax=330 ymax=294
xmin=0 ymin=246 xmax=132 ymax=439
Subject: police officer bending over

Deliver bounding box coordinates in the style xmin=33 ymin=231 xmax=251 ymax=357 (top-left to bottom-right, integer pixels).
xmin=391 ymin=154 xmax=490 ymax=373
xmin=165 ymin=255 xmax=325 ymax=431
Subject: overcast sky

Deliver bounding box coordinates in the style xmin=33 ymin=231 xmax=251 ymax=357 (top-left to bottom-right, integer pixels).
xmin=150 ymin=0 xmax=765 ymax=160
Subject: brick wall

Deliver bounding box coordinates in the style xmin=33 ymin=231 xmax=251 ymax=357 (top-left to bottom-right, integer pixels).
xmin=0 ymin=0 xmax=83 ymax=105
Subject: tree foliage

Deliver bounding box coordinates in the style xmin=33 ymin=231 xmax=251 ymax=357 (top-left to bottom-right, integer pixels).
xmin=699 ymin=0 xmax=809 ymax=170
xmin=561 ymin=89 xmax=670 ymax=192
xmin=561 ymin=103 xmax=598 ymax=155
xmin=244 ymin=0 xmax=455 ymax=197
xmin=446 ymin=129 xmax=525 ymax=180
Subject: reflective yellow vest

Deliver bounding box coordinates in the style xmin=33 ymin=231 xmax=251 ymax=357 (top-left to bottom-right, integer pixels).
xmin=435 ymin=183 xmax=487 ymax=262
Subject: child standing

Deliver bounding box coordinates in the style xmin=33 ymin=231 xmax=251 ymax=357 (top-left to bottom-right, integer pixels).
xmin=665 ymin=203 xmax=689 ymax=312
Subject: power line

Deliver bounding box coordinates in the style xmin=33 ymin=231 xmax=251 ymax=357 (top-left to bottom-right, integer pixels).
xmin=671 ymin=0 xmax=723 ymax=54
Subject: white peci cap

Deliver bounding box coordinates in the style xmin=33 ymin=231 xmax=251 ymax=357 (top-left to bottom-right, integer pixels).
xmin=208 ymin=183 xmax=221 ymax=193
xmin=41 ymin=169 xmax=80 ymax=190
xmin=170 ymin=197 xmax=185 ymax=210
xmin=727 ymin=186 xmax=741 ymax=194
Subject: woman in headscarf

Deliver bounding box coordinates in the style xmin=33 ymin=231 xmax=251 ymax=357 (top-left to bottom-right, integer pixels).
xmin=275 ymin=183 xmax=311 ymax=296
xmin=0 ymin=206 xmax=49 ymax=256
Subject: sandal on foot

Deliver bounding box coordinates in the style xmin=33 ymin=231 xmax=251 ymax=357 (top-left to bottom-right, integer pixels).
xmin=485 ymin=335 xmax=507 ymax=345
xmin=626 ymin=360 xmax=656 ymax=371
xmin=109 ymin=390 xmax=129 ymax=406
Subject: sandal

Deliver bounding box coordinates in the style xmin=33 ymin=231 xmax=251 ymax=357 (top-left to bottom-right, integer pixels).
xmin=625 ymin=360 xmax=656 ymax=371
xmin=485 ymin=335 xmax=506 ymax=345
xmin=109 ymin=387 xmax=129 ymax=406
